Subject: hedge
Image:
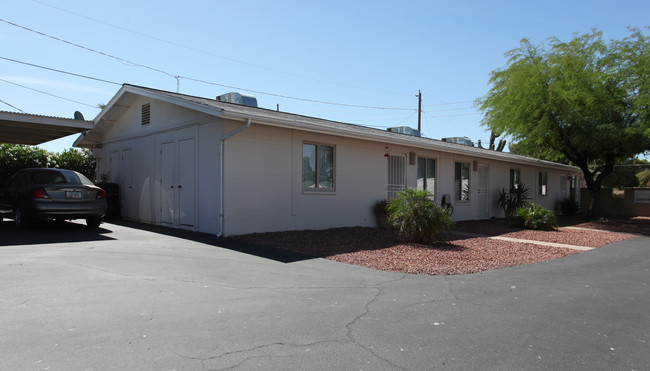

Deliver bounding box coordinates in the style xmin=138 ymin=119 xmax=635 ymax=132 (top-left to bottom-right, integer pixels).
xmin=0 ymin=144 xmax=96 ymax=183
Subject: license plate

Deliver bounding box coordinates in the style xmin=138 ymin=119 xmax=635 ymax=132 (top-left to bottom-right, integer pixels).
xmin=66 ymin=191 xmax=82 ymax=199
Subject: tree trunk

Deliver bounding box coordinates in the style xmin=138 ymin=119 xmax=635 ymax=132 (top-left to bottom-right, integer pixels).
xmin=585 ymin=184 xmax=601 ymax=220
xmin=578 ymin=156 xmax=614 ymax=220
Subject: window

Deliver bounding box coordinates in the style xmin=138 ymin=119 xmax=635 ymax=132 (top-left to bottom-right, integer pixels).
xmin=455 ymin=162 xmax=470 ymax=201
xmin=417 ymin=158 xmax=436 ymax=194
xmin=539 ymin=171 xmax=548 ymax=196
xmin=510 ymin=168 xmax=521 ymax=189
xmin=302 ymin=143 xmax=335 ymax=191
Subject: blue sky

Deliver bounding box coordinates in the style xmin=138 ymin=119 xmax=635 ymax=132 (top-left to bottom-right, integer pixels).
xmin=1 ymin=0 xmax=648 ymax=153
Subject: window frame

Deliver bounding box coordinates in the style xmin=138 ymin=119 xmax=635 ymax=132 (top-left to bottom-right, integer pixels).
xmin=569 ymin=175 xmax=577 ymax=199
xmin=454 ymin=161 xmax=471 ymax=202
xmin=302 ymin=142 xmax=336 ymax=192
xmin=538 ymin=171 xmax=548 ymax=196
xmin=510 ymin=168 xmax=521 ymax=189
xmin=416 ymin=157 xmax=436 ymax=197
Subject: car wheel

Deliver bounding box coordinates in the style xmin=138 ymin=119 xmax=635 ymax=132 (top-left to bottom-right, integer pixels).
xmin=86 ymin=217 xmax=101 ymax=229
xmin=14 ymin=207 xmax=29 ymax=229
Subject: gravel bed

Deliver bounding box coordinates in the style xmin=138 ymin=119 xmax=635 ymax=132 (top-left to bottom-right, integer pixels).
xmin=454 ymin=218 xmax=639 ymax=247
xmin=229 ymin=218 xmax=644 ymax=276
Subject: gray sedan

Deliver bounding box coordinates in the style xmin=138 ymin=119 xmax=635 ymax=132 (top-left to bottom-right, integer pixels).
xmin=0 ymin=168 xmax=107 ymax=228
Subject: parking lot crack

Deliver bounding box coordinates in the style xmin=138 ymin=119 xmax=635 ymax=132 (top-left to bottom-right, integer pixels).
xmin=343 ymin=273 xmax=408 ymax=370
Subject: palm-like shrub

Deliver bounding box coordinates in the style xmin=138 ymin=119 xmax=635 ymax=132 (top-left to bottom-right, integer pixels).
xmin=497 ymin=183 xmax=530 ymax=219
xmin=387 ymin=188 xmax=453 ymax=244
xmin=517 ymin=202 xmax=557 ymax=231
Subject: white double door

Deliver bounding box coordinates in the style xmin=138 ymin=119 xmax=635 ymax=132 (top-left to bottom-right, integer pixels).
xmin=160 ymin=138 xmax=196 ymax=228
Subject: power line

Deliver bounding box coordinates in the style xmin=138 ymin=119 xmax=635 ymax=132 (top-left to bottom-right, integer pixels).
xmin=180 ymin=76 xmax=417 ymax=111
xmin=0 ymin=56 xmax=121 ymax=85
xmin=0 ymin=18 xmax=176 ymax=78
xmin=31 ymin=0 xmax=414 ymax=97
xmin=0 ymin=98 xmax=24 ymax=112
xmin=0 ymin=78 xmax=98 ymax=108
xmin=0 ymin=17 xmax=416 ymax=112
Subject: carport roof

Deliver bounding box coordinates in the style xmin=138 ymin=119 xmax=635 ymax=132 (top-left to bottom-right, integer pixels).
xmin=0 ymin=111 xmax=94 ymax=145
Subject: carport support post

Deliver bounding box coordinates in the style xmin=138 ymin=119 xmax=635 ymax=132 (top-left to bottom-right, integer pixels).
xmin=218 ymin=118 xmax=251 ymax=237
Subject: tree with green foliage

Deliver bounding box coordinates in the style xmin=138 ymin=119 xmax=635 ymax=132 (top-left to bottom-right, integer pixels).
xmin=637 ymin=169 xmax=650 ymax=187
xmin=0 ymin=144 xmax=96 ymax=183
xmin=56 ymin=148 xmax=96 ymax=180
xmin=477 ymin=28 xmax=650 ymax=218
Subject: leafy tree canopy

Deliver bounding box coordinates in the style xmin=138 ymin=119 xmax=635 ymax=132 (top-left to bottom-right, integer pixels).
xmin=476 ymin=28 xmax=650 ymax=216
xmin=0 ymin=144 xmax=96 ymax=183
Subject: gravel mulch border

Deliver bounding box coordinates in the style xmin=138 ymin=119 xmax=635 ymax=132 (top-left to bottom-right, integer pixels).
xmin=229 ymin=217 xmax=647 ymax=276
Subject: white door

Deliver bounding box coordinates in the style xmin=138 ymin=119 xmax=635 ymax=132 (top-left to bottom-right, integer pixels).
xmin=560 ymin=175 xmax=568 ymax=199
xmin=387 ymin=155 xmax=406 ymax=200
xmin=477 ymin=165 xmax=489 ymax=219
xmin=178 ymin=138 xmax=195 ymax=227
xmin=161 ymin=142 xmax=175 ymax=225
xmin=159 ymin=139 xmax=196 ymax=229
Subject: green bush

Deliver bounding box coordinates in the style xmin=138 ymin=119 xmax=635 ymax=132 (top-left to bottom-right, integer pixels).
xmin=497 ymin=183 xmax=531 ymax=219
xmin=0 ymin=144 xmax=96 ymax=183
xmin=560 ymin=196 xmax=580 ymax=216
xmin=637 ymin=169 xmax=650 ymax=187
xmin=387 ymin=188 xmax=453 ymax=244
xmin=517 ymin=202 xmax=558 ymax=231
xmin=373 ymin=199 xmax=391 ymax=229
xmin=55 ymin=148 xmax=96 ymax=180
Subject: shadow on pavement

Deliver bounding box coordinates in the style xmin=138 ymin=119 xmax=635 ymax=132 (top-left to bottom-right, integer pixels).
xmin=0 ymin=219 xmax=115 ymax=246
xmin=105 ymin=220 xmax=314 ymax=264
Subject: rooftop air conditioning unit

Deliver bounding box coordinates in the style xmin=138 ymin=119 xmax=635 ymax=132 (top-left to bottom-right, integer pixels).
xmin=387 ymin=126 xmax=421 ymax=137
xmin=442 ymin=137 xmax=474 ymax=147
xmin=216 ymin=92 xmax=258 ymax=107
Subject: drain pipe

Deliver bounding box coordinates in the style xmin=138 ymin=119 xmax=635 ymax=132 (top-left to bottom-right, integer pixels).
xmin=217 ymin=118 xmax=252 ymax=237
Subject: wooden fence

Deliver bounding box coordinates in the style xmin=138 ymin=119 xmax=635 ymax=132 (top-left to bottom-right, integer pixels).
xmin=580 ymin=188 xmax=650 ymax=217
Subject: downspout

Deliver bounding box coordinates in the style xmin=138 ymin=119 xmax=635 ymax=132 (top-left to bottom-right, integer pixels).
xmin=217 ymin=118 xmax=252 ymax=237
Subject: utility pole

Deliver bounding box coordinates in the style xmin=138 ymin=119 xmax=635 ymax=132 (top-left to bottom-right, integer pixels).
xmin=416 ymin=90 xmax=422 ymax=133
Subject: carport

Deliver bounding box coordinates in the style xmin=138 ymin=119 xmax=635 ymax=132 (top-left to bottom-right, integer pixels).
xmin=0 ymin=111 xmax=93 ymax=145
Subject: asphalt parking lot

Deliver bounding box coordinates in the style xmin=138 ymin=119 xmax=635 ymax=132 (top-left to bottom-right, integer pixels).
xmin=1 ymin=220 xmax=649 ymax=370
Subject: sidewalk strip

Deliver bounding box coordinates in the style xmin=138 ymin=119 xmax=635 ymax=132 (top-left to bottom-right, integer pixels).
xmin=489 ymin=236 xmax=594 ymax=251
xmin=452 ymin=231 xmax=594 ymax=251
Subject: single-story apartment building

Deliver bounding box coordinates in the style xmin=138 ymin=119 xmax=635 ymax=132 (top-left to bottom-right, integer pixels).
xmin=74 ymin=84 xmax=581 ymax=236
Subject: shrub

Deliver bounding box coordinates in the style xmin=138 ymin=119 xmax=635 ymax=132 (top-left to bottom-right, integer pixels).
xmin=56 ymin=148 xmax=97 ymax=181
xmin=517 ymin=202 xmax=557 ymax=231
xmin=637 ymin=169 xmax=650 ymax=187
xmin=0 ymin=144 xmax=97 ymax=184
xmin=560 ymin=196 xmax=580 ymax=216
xmin=497 ymin=183 xmax=530 ymax=219
xmin=373 ymin=199 xmax=391 ymax=229
xmin=386 ymin=188 xmax=453 ymax=244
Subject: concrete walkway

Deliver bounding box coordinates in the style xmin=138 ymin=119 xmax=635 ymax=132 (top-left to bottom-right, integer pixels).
xmin=452 ymin=231 xmax=595 ymax=251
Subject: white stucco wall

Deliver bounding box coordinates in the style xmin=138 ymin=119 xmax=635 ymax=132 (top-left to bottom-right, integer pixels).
xmin=222 ymin=123 xmax=391 ymax=235
xmin=92 ymin=97 xmax=223 ymax=234
xmin=221 ymin=123 xmax=581 ymax=235
xmin=90 ymin=95 xmax=580 ymax=237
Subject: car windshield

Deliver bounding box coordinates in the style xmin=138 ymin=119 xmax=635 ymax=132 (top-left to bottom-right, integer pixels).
xmin=30 ymin=171 xmax=82 ymax=185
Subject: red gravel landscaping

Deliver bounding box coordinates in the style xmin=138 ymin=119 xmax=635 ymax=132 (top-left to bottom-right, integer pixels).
xmin=229 ymin=217 xmax=646 ymax=276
